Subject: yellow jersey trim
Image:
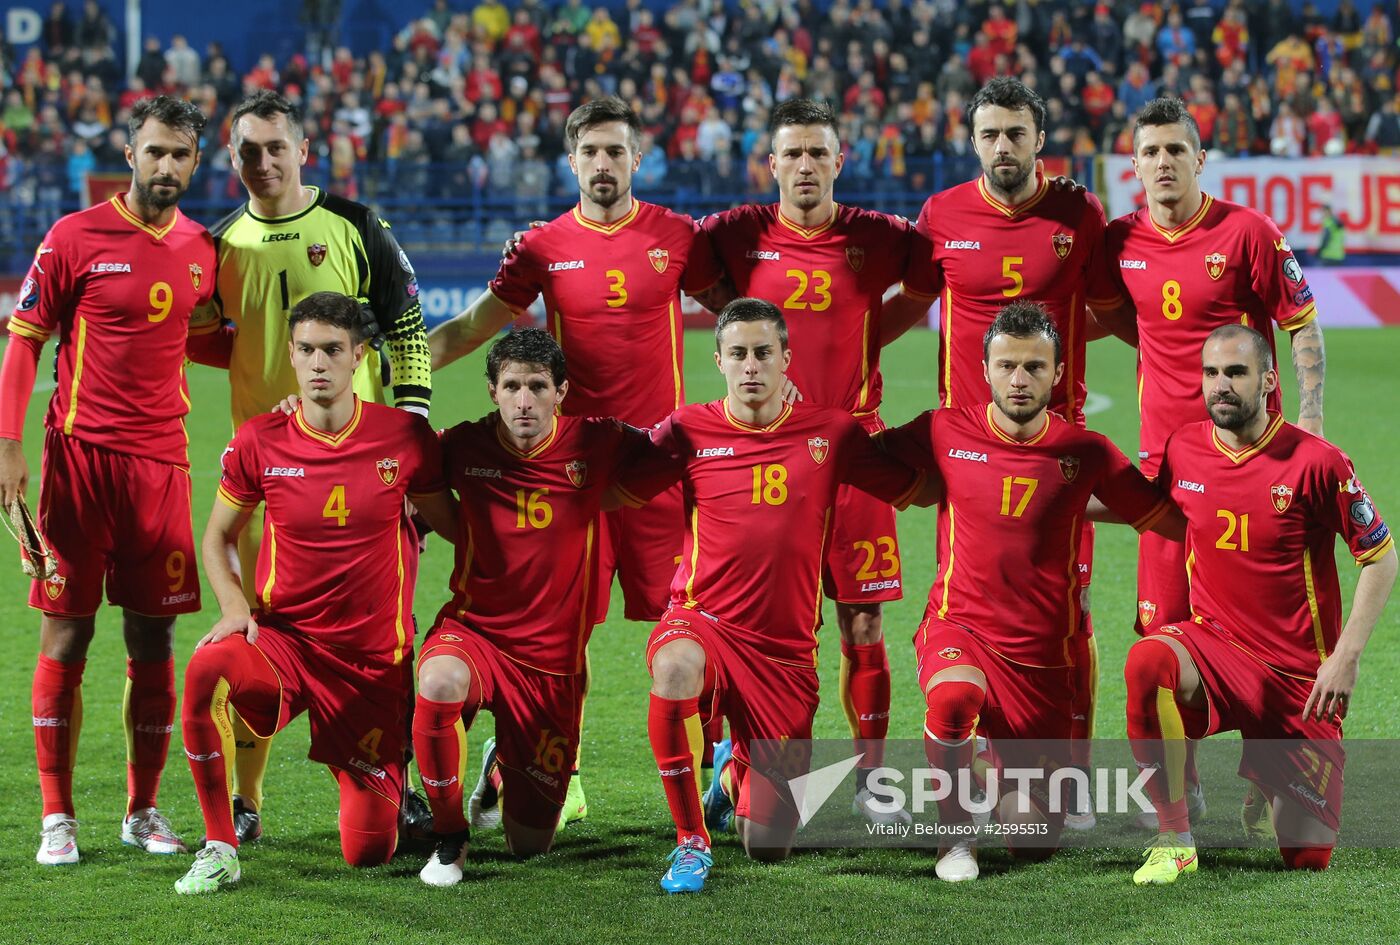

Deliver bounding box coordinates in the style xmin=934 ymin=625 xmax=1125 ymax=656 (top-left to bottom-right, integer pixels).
xmin=976 ymin=174 xmax=1049 ymax=218
xmin=1149 ymin=193 xmax=1214 ymax=244
xmin=494 ymin=414 xmax=559 ymax=459
xmin=983 ymin=403 xmax=1051 ymax=446
xmin=293 ymin=396 xmax=364 ymax=449
xmin=108 ymin=196 xmax=178 ymax=240
xmin=571 ymin=200 xmax=641 ymax=235
xmin=1211 ymin=412 xmax=1284 ymax=464
xmin=722 ymin=399 xmax=794 ymax=433
xmin=62 ymin=317 xmax=88 ymax=434
xmin=776 ymin=205 xmax=839 ymax=240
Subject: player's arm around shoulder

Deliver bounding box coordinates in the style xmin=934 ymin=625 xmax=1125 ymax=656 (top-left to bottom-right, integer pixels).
xmin=606 ymin=413 xmax=686 ymax=510
xmin=1084 ymin=432 xmax=1185 ymax=540
xmin=842 ymin=412 xmax=939 ymax=508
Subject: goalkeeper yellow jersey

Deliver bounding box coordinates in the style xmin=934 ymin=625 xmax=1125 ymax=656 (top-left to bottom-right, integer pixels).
xmin=203 ymin=187 xmax=432 ymax=427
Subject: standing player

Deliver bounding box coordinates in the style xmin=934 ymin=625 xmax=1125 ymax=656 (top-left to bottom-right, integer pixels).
xmin=1105 ymin=97 xmax=1327 ymax=824
xmin=176 ymin=292 xmax=455 ymax=894
xmin=699 ymin=99 xmax=940 ymax=818
xmin=0 ymin=96 xmax=217 ymax=865
xmin=880 ymin=302 xmax=1181 ymax=881
xmin=1125 ymin=325 xmax=1393 ymax=885
xmin=885 ymin=78 xmax=1134 ymax=826
xmin=413 ymin=328 xmax=651 ymax=886
xmin=199 ymin=89 xmax=434 ymax=841
xmin=1105 ymin=96 xmax=1326 ymax=636
xmin=624 ymin=299 xmax=931 ymax=893
xmin=428 ymin=97 xmax=729 ymax=821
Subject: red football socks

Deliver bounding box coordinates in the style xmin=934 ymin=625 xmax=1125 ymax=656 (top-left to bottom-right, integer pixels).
xmin=1124 ymin=640 xmax=1192 ymax=834
xmin=33 ymin=654 xmax=85 ymax=817
xmin=413 ymin=694 xmax=470 ymax=835
xmin=124 ymin=657 xmax=176 ymax=814
xmin=648 ymin=693 xmax=709 ymax=848
xmin=841 ymin=641 xmax=891 ymax=775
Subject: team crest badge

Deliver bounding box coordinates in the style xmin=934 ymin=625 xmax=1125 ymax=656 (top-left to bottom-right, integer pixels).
xmin=938 ymin=647 xmax=962 ymax=660
xmin=189 ymin=263 xmax=203 ymax=290
xmin=1271 ymin=483 xmax=1295 ymax=513
xmin=565 ymin=460 xmax=588 ymax=487
xmin=648 ymin=248 xmax=669 ymax=274
xmin=845 ymin=246 xmax=865 ymax=272
xmin=1058 ymin=454 xmax=1081 ymax=483
xmin=1205 ymin=252 xmax=1228 ymax=281
xmin=1051 ymin=232 xmax=1074 ymax=259
xmin=44 ymin=575 xmax=66 ymax=601
xmin=308 ymin=243 xmax=328 ymax=267
xmin=1138 ymin=600 xmax=1157 ymax=628
xmin=376 ymin=458 xmax=400 ymax=485
xmin=808 ymin=436 xmax=830 ymax=465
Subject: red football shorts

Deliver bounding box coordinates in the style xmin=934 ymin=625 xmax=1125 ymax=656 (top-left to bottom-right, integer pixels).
xmin=646 ymin=606 xmax=819 ymax=827
xmin=1135 ymin=529 xmax=1189 ymax=635
xmin=1147 ymin=620 xmax=1345 ymax=832
xmin=422 ymin=617 xmax=583 ymax=829
xmin=31 ymin=428 xmax=199 ymax=617
xmin=595 ymin=482 xmax=684 ymax=623
xmin=234 ymin=623 xmax=410 ymax=804
xmin=823 ymin=482 xmax=904 ymax=604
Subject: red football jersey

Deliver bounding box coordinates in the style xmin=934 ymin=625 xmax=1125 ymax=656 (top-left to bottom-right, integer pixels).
xmin=488 ymin=200 xmax=723 ymax=427
xmin=882 ymin=405 xmax=1170 ymax=667
xmin=217 ymin=399 xmax=445 ymax=665
xmin=617 ymin=400 xmax=923 ymax=666
xmin=701 ymin=203 xmax=939 ymax=420
xmin=915 ymin=175 xmax=1121 ymax=425
xmin=8 ymin=196 xmax=217 ymax=465
xmin=1105 ymin=194 xmax=1317 ymax=474
xmin=1161 ymin=415 xmax=1392 ymax=679
xmin=437 ymin=414 xmax=646 ymax=675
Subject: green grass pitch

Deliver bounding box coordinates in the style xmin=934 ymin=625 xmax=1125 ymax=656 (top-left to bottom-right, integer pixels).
xmin=0 ymin=327 xmax=1395 ymax=945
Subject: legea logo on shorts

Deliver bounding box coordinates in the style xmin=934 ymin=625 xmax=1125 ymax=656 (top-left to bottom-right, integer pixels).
xmin=422 ymin=775 xmax=458 ymax=788
xmin=350 ymin=757 xmax=388 ymax=780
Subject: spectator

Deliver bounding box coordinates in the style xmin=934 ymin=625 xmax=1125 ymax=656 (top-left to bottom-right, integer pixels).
xmin=1157 ymin=7 xmax=1197 ymax=67
xmin=473 ymin=0 xmax=510 ymax=44
xmin=1212 ymin=8 xmax=1250 ymax=71
xmin=74 ymin=0 xmax=113 ymax=51
xmin=1081 ymin=71 xmax=1114 ymax=132
xmin=1183 ymin=0 xmax=1219 ymax=51
xmin=136 ymin=37 xmax=167 ymax=90
xmin=65 ymin=138 xmax=93 ymax=196
xmin=165 ymin=35 xmax=200 ymax=88
xmin=1089 ymin=5 xmax=1123 ymax=73
xmin=43 ymin=2 xmax=74 ymax=56
xmin=1365 ymin=97 xmax=1400 ymax=154
xmin=1307 ymin=95 xmax=1344 ymax=154
xmin=1215 ymin=91 xmax=1254 ymax=154
xmin=1269 ymin=100 xmax=1306 ymax=156
xmin=1118 ymin=61 xmax=1157 ymax=114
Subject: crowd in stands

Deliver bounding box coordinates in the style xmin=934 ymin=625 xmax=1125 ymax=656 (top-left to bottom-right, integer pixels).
xmin=3 ymin=0 xmax=1400 ymax=224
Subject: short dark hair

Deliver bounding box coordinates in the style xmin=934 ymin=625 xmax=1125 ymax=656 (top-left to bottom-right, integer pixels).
xmin=1204 ymin=324 xmax=1274 ymax=372
xmin=983 ymin=301 xmax=1061 ymax=363
xmin=768 ymin=97 xmax=840 ymax=148
xmin=487 ymin=327 xmax=567 ymax=386
xmin=229 ymin=89 xmax=305 ymax=145
xmin=128 ymin=95 xmax=206 ymax=145
xmin=967 ymin=77 xmax=1047 ymax=134
xmin=288 ymin=291 xmax=367 ymax=344
xmin=564 ymin=96 xmax=641 ymax=153
xmin=715 ymin=298 xmax=788 ymax=350
xmin=1133 ymin=96 xmax=1202 ymax=151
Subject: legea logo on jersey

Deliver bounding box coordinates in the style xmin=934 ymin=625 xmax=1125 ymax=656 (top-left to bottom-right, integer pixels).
xmin=264 ymin=466 xmax=306 ymax=477
xmin=947 ymin=448 xmax=988 ymax=464
xmin=547 ymin=260 xmax=586 ymax=272
xmin=89 ymin=262 xmax=131 ymax=273
xmin=376 ymin=458 xmax=400 ymax=486
xmin=464 ymin=467 xmax=504 ymax=478
xmin=808 ymin=436 xmax=830 ymax=465
xmin=944 ymin=241 xmax=981 ymax=250
xmin=695 ymin=447 xmax=735 ymax=457
xmin=1120 ymin=259 xmax=1147 ymax=270
xmin=1177 ymin=479 xmax=1205 ymax=493
xmin=262 ymin=232 xmax=300 ymax=243
xmin=648 ymin=248 xmax=669 ymax=273
xmin=565 ymin=460 xmax=588 ymax=487
xmin=747 ymin=250 xmax=780 ymax=261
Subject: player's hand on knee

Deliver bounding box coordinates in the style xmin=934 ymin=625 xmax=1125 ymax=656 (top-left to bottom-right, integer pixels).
xmin=273 ymin=394 xmax=300 ymax=416
xmin=780 ymin=376 xmax=804 ymax=404
xmin=1303 ymin=652 xmax=1358 ymax=722
xmin=0 ymin=437 xmax=29 ymax=507
xmin=197 ymin=612 xmax=260 ymax=649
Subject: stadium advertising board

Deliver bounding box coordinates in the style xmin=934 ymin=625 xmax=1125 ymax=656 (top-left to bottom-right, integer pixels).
xmin=1102 ymin=155 xmax=1400 ymax=254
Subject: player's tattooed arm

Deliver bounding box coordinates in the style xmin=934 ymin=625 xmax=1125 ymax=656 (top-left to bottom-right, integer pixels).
xmin=198 ymin=499 xmax=259 ymax=648
xmin=1305 ymin=544 xmax=1396 ymax=722
xmin=1290 ymin=320 xmax=1325 ymax=437
xmin=428 ymin=290 xmax=516 ymax=370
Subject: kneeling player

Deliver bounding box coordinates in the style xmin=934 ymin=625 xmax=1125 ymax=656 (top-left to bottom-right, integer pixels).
xmin=1125 ymin=325 xmax=1395 ymax=885
xmin=176 ymin=293 xmax=456 ymax=893
xmin=881 ymin=302 xmax=1182 ymax=881
xmin=623 ymin=299 xmax=932 ymax=893
xmin=413 ymin=328 xmax=650 ymax=885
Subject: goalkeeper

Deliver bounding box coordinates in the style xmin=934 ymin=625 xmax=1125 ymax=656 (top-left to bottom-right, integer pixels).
xmin=194 ymin=90 xmax=433 ymax=843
